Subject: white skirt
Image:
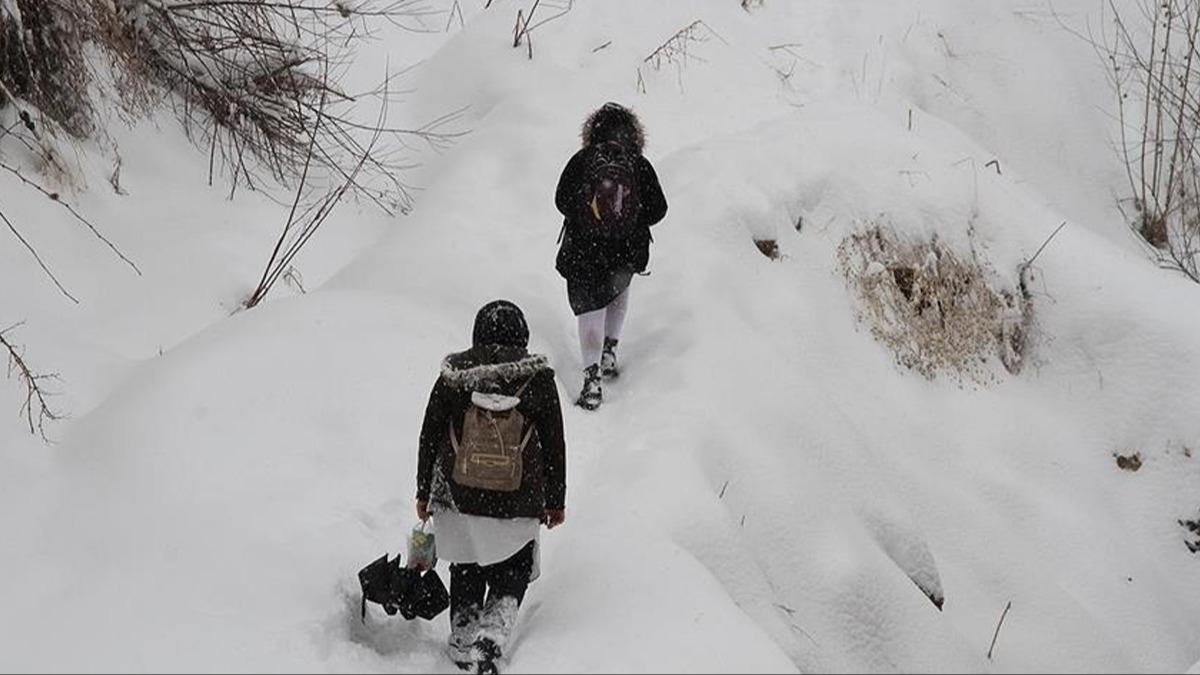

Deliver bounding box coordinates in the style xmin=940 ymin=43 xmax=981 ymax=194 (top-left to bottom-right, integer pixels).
xmin=432 ymin=511 xmax=541 ymax=580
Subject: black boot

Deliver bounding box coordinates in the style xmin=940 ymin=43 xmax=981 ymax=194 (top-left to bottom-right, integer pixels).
xmin=576 ymin=364 xmax=602 ymax=410
xmin=474 ymin=637 xmax=501 ymax=674
xmin=447 ymin=603 xmax=478 ymax=670
xmin=601 ymin=338 xmax=619 ymax=379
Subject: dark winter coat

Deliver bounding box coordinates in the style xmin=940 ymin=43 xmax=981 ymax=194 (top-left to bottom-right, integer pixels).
xmin=555 ymin=104 xmax=668 ymax=315
xmin=416 ymin=302 xmax=566 ymax=520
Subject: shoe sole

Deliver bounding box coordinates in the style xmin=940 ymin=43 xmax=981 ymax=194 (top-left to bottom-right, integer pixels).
xmin=576 ymin=393 xmax=602 ymax=409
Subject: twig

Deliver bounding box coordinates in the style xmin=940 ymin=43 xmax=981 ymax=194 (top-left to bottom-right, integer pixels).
xmin=0 ymin=323 xmax=64 ymax=442
xmin=524 ymin=0 xmax=572 ymax=33
xmin=246 ymin=84 xmax=327 ymax=309
xmin=0 ymin=207 xmax=78 ymax=304
xmin=1024 ymin=221 xmax=1068 ymax=269
xmin=0 ymin=161 xmax=141 ymax=275
xmin=987 ymin=600 xmax=1012 ymax=660
xmin=513 ymin=7 xmax=528 ymax=48
xmin=445 ymin=0 xmax=464 ymax=31
xmin=644 ymin=19 xmax=728 ymax=70
xmin=511 ymin=0 xmax=572 ymax=58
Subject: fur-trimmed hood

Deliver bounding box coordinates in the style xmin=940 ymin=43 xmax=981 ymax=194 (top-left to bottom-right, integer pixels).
xmin=440 ymin=345 xmax=551 ymax=391
xmin=581 ymin=102 xmax=645 ymax=153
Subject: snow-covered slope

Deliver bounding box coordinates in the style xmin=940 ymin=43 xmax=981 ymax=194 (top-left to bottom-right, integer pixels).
xmin=2 ymin=1 xmax=1199 ymax=672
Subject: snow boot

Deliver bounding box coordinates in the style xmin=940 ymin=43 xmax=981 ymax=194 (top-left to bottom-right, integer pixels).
xmin=448 ymin=639 xmax=477 ymax=671
xmin=448 ymin=605 xmax=478 ymax=670
xmin=576 ymin=364 xmax=602 ymax=410
xmin=600 ymin=337 xmax=619 ymax=379
xmin=474 ymin=637 xmax=501 ymax=674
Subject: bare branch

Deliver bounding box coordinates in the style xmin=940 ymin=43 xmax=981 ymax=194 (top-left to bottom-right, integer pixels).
xmin=1024 ymin=221 xmax=1068 ymax=269
xmin=0 ymin=206 xmax=78 ymax=303
xmin=244 ymin=64 xmax=391 ymax=308
xmin=0 ymin=322 xmax=64 ymax=442
xmin=0 ymin=161 xmax=142 ymax=275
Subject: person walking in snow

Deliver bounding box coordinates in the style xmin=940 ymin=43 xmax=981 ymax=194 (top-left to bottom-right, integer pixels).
xmin=554 ymin=102 xmax=668 ymax=410
xmin=415 ymin=300 xmax=567 ymax=674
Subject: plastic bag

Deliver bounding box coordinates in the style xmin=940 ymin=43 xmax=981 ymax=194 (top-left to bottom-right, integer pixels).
xmin=406 ymin=520 xmax=437 ymax=571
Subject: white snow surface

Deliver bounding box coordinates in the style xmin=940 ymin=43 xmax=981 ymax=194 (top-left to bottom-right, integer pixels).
xmin=2 ymin=0 xmax=1200 ymax=672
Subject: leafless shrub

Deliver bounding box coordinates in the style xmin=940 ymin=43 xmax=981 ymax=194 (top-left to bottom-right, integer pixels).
xmin=5 ymin=0 xmax=463 ymax=213
xmin=106 ymin=0 xmax=462 ymax=212
xmin=639 ymin=19 xmax=727 ymax=93
xmin=3 ymin=0 xmax=466 ymax=310
xmin=1101 ymin=0 xmax=1200 ymax=281
xmin=837 ymin=225 xmax=1031 ymax=383
xmin=0 ymin=322 xmax=63 ymax=442
xmin=243 ymin=87 xmax=385 ymax=309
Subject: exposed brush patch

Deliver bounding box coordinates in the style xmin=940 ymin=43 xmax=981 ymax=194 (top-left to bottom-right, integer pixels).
xmin=0 ymin=0 xmax=95 ymax=137
xmin=1181 ymin=514 xmax=1200 ymax=554
xmin=1115 ymin=452 xmax=1143 ymax=472
xmin=837 ymin=224 xmax=1032 ymax=383
xmin=754 ymin=237 xmax=780 ymax=260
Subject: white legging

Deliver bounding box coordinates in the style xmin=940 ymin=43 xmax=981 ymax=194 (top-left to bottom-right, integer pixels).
xmin=577 ymin=286 xmax=630 ymax=368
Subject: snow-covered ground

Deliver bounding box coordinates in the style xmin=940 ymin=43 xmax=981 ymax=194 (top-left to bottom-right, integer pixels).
xmin=2 ymin=1 xmax=1199 ymax=672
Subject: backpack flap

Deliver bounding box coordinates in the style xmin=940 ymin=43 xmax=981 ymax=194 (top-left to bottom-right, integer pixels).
xmin=470 ymin=391 xmax=521 ymax=412
xmin=449 ymin=378 xmax=536 ymax=492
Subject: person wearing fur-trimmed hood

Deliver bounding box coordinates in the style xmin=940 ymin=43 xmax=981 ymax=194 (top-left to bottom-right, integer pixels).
xmin=554 ymin=102 xmax=668 ymax=410
xmin=415 ymin=300 xmax=567 ymax=673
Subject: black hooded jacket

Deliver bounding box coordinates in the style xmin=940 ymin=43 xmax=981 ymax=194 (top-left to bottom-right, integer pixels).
xmin=415 ymin=302 xmax=566 ymax=519
xmin=555 ymin=104 xmax=668 ymax=282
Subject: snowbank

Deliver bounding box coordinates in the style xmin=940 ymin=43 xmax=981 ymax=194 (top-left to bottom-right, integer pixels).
xmin=2 ymin=0 xmax=1199 ymax=672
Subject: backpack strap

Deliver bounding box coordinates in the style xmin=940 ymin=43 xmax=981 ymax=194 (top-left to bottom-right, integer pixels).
xmin=513 ymin=375 xmax=536 ymax=398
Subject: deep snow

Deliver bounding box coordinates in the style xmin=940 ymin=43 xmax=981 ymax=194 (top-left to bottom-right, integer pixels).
xmin=2 ymin=1 xmax=1199 ymax=673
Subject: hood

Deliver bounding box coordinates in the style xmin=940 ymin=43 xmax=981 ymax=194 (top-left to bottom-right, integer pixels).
xmin=441 ymin=345 xmax=551 ymax=392
xmin=472 ymin=300 xmax=529 ymax=349
xmin=581 ymin=102 xmax=645 ymax=154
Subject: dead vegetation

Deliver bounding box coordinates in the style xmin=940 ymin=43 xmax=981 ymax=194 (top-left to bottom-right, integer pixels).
xmin=754 ymin=237 xmax=780 ymax=260
xmin=0 ymin=323 xmax=63 ymax=441
xmin=1182 ymin=514 xmax=1200 ymax=553
xmin=1097 ymin=0 xmax=1200 ymax=282
xmin=837 ymin=224 xmax=1032 ymax=383
xmin=2 ymin=0 xmax=463 ymax=215
xmin=1115 ymin=452 xmax=1143 ymax=472
xmin=637 ymin=19 xmax=727 ymax=94
xmin=1 ymin=0 xmax=462 ymax=437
